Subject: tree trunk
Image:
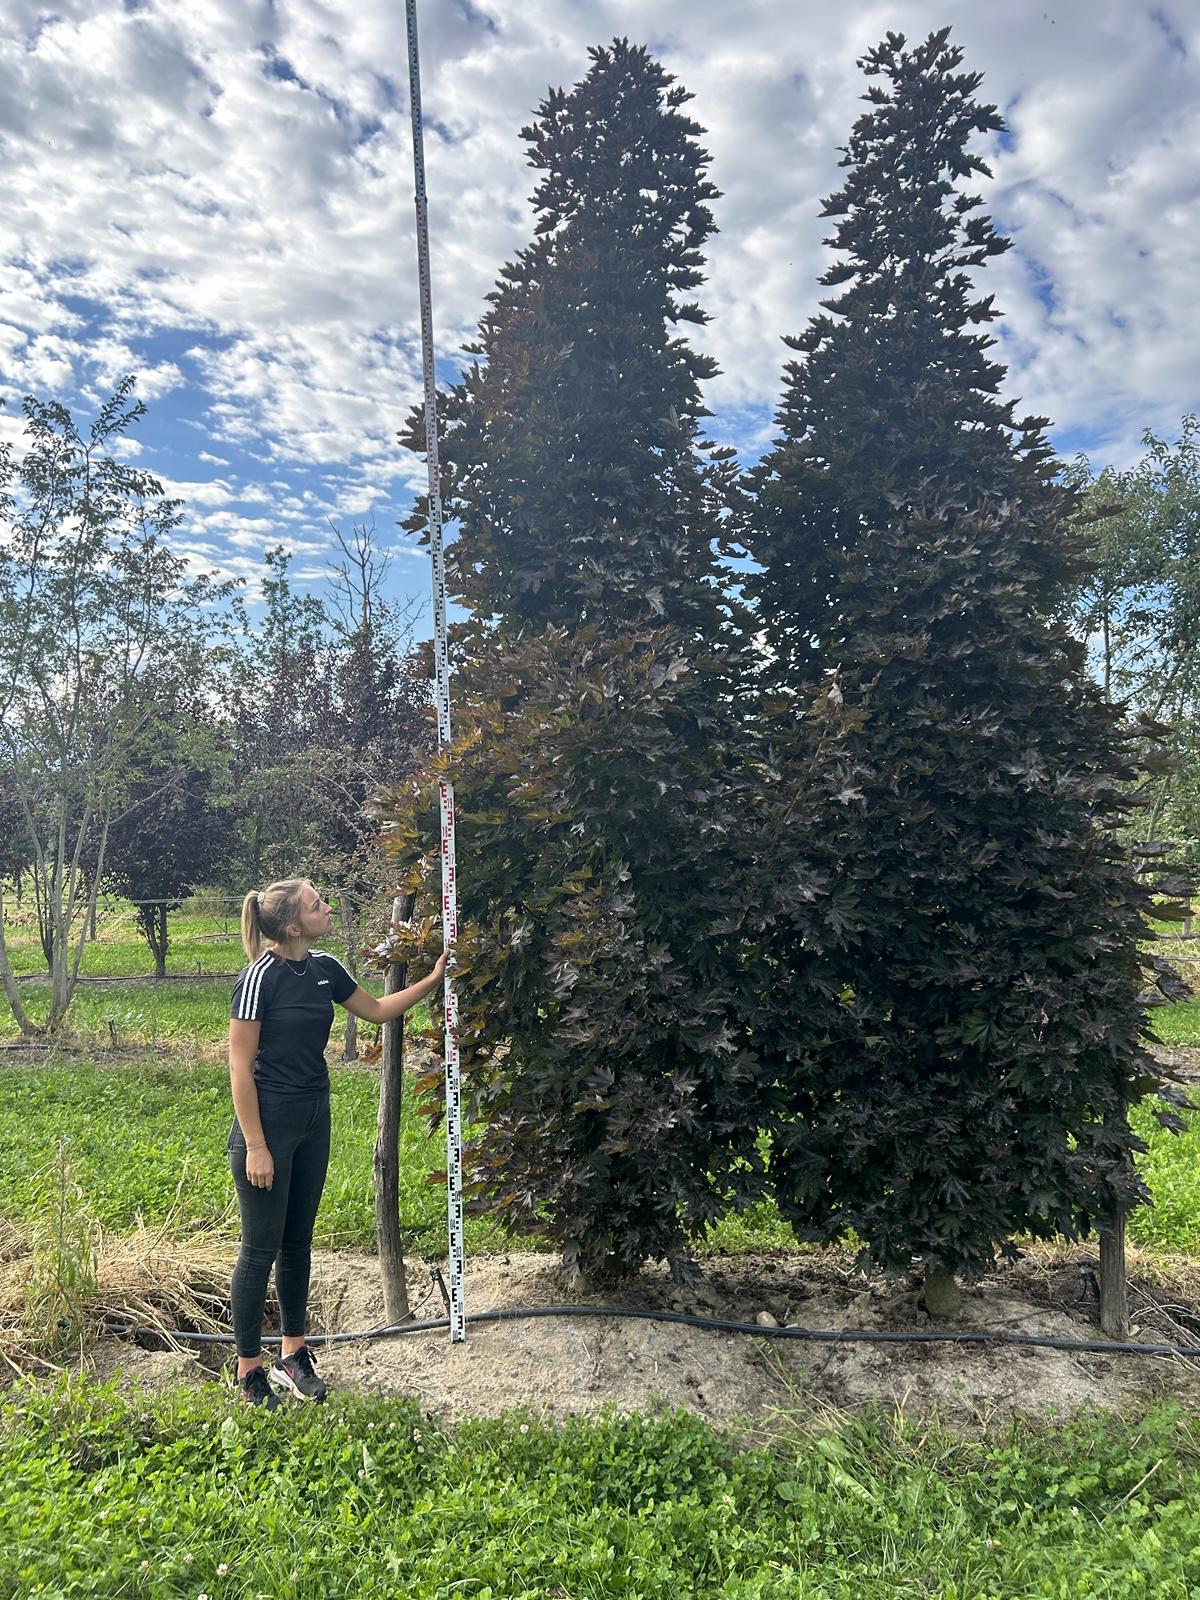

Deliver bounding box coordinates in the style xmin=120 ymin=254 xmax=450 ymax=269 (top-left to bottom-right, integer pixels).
xmin=0 ymin=888 xmax=37 ymax=1037
xmin=1099 ymin=1215 xmax=1130 ymax=1341
xmin=154 ymin=903 xmax=168 ymax=980
xmin=339 ymin=897 xmax=359 ymax=1061
xmin=923 ymin=1262 xmax=962 ymax=1317
xmin=374 ymin=892 xmax=415 ymax=1323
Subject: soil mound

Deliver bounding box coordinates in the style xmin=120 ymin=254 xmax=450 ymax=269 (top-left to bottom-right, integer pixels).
xmin=94 ymin=1247 xmax=1200 ymax=1432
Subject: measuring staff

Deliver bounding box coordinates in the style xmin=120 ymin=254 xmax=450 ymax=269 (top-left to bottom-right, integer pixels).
xmin=404 ymin=0 xmax=466 ymax=1341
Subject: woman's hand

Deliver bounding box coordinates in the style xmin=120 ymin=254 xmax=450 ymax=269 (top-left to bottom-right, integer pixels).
xmin=246 ymin=1144 xmax=274 ymax=1190
xmin=432 ymin=946 xmax=456 ymax=981
xmin=345 ymin=946 xmax=456 ymax=1025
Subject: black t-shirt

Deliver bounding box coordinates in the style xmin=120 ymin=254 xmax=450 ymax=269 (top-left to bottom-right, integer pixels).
xmin=230 ymin=950 xmax=358 ymax=1095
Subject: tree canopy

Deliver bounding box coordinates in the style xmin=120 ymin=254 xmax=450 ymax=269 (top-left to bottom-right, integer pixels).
xmin=739 ymin=28 xmax=1172 ymax=1284
xmin=384 ymin=40 xmax=763 ymax=1280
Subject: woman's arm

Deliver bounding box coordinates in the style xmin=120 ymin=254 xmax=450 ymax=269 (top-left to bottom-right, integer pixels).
xmin=342 ymin=950 xmax=449 ymax=1026
xmin=229 ymin=1017 xmax=273 ymax=1189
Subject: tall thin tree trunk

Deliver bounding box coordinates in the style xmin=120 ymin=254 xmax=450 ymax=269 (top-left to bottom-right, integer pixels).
xmin=154 ymin=903 xmax=168 ymax=980
xmin=1099 ymin=1214 xmax=1130 ymax=1340
xmin=375 ymin=892 xmax=415 ymax=1323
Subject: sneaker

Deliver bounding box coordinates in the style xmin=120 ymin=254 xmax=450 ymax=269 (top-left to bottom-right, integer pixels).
xmin=238 ymin=1366 xmax=282 ymax=1410
xmin=269 ymin=1345 xmax=328 ymax=1403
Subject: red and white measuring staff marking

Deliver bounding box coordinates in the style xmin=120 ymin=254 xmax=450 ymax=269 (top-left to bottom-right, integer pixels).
xmin=405 ymin=0 xmax=465 ymax=1344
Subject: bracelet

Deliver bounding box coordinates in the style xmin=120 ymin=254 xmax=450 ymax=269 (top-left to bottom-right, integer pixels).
xmin=246 ymin=1140 xmax=266 ymax=1150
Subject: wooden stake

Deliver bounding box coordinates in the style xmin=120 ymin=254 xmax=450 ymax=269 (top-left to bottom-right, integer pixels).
xmin=374 ymin=892 xmax=415 ymax=1324
xmin=339 ymin=896 xmax=358 ymax=1061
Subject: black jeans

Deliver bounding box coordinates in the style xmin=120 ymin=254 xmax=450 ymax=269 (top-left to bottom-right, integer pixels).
xmin=228 ymin=1088 xmax=331 ymax=1359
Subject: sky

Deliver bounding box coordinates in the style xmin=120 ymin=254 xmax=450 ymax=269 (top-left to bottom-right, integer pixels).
xmin=1 ymin=0 xmax=1197 ymax=625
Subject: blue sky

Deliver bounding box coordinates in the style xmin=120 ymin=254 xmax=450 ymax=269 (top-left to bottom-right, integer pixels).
xmin=2 ymin=0 xmax=1198 ymax=630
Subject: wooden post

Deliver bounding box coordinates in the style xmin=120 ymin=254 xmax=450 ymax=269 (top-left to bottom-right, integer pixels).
xmin=1099 ymin=1215 xmax=1130 ymax=1340
xmin=338 ymin=895 xmax=358 ymax=1061
xmin=374 ymin=892 xmax=415 ymax=1323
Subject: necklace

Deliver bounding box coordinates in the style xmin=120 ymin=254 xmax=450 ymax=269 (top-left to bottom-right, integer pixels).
xmin=283 ymin=952 xmax=311 ymax=976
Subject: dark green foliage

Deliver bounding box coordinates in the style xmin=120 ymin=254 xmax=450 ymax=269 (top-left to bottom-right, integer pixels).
xmin=101 ymin=724 xmax=231 ymax=977
xmin=385 ymin=41 xmax=760 ymax=1279
xmin=739 ymin=30 xmax=1171 ymax=1280
xmin=386 ymin=625 xmax=763 ymax=1280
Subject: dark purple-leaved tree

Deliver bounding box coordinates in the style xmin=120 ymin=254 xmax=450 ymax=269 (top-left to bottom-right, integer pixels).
xmin=739 ymin=29 xmax=1180 ymax=1306
xmin=380 ymin=40 xmax=764 ymax=1281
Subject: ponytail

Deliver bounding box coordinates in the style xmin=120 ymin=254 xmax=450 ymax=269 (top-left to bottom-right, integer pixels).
xmin=240 ymin=878 xmax=308 ymax=960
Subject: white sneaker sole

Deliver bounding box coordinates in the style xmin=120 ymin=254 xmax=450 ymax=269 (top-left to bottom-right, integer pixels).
xmin=267 ymin=1364 xmax=327 ymax=1404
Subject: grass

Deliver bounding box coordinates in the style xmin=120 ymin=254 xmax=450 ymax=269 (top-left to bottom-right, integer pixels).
xmin=4 ymin=1059 xmax=1200 ymax=1259
xmin=1151 ymin=997 xmax=1200 ymax=1047
xmin=4 ymin=1383 xmax=1200 ymax=1598
xmin=0 ymin=1062 xmax=508 ymax=1258
xmin=1 ymin=897 xmax=247 ymax=979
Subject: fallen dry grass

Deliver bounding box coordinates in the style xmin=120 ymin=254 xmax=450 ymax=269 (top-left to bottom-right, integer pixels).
xmin=0 ymin=1209 xmax=235 ymax=1374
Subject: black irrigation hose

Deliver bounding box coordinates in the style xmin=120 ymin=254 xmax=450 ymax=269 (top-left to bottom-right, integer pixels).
xmin=101 ymin=1304 xmax=1200 ymax=1360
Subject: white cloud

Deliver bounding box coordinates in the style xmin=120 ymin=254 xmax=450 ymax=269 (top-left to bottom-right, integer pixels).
xmin=0 ymin=0 xmax=1195 ymax=598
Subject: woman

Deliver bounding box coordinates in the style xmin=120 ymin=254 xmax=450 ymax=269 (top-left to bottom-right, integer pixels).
xmin=228 ymin=877 xmax=447 ymax=1408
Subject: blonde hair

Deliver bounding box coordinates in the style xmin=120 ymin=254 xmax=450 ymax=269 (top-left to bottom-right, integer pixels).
xmin=241 ymin=878 xmax=309 ymax=960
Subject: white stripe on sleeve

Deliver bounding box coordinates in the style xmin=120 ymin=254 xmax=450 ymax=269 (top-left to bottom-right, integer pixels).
xmin=237 ymin=953 xmax=273 ymax=1020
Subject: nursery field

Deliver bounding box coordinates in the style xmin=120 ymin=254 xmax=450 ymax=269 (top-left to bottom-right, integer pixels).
xmin=3 ymin=905 xmax=1200 ymax=1599
xmin=1 ymin=898 xmax=329 ymax=1052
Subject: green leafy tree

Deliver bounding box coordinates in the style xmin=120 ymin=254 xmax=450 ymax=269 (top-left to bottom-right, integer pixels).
xmin=0 ymin=381 xmax=232 ymax=1034
xmin=738 ymin=30 xmax=1174 ymax=1292
xmin=222 ymin=545 xmax=416 ymax=879
xmin=381 ymin=40 xmax=761 ymax=1281
xmin=1069 ymin=418 xmax=1200 ymax=871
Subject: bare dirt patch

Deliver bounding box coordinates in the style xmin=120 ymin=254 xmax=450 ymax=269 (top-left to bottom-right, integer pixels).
xmin=1155 ymin=1042 xmax=1200 ymax=1082
xmin=89 ymin=1246 xmax=1200 ymax=1432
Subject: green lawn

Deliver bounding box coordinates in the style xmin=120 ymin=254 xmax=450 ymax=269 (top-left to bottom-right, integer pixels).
xmin=1 ymin=898 xmax=247 ymax=979
xmin=0 ymin=1060 xmax=502 ymax=1256
xmin=2 ymin=1058 xmax=1200 ymax=1257
xmin=1151 ymin=996 xmax=1200 ymax=1047
xmin=3 ymin=1384 xmax=1200 ymax=1599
